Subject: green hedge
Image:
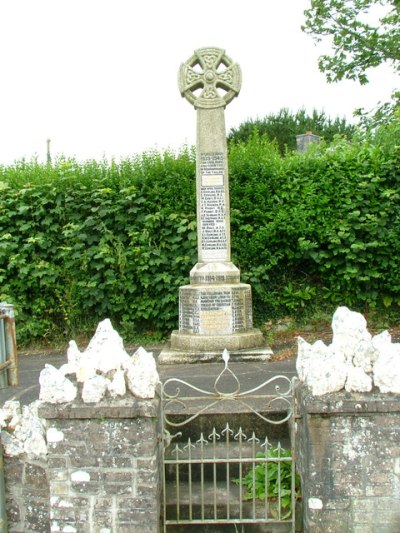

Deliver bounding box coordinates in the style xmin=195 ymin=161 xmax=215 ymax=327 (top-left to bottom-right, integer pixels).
xmin=229 ymin=127 xmax=400 ymax=318
xmin=0 ymin=151 xmax=197 ymax=342
xmin=0 ymin=120 xmax=399 ymax=344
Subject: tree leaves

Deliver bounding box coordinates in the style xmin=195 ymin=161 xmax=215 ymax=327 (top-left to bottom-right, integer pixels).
xmin=303 ymin=0 xmax=400 ymax=87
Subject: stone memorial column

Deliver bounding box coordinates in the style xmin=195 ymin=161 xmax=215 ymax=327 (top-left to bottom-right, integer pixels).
xmin=159 ymin=48 xmax=271 ymax=363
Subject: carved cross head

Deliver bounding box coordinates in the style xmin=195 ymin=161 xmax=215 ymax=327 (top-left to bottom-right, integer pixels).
xmin=179 ymin=47 xmax=242 ymax=109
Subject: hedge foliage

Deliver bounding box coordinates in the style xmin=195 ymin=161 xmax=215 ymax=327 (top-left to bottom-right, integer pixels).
xmin=0 ymin=118 xmax=399 ymax=344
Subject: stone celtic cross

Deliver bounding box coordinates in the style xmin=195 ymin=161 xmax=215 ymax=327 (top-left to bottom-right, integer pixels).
xmin=179 ymin=47 xmax=241 ymax=266
xmin=178 ymin=47 xmax=241 ymax=109
xmin=159 ymin=47 xmax=268 ymax=362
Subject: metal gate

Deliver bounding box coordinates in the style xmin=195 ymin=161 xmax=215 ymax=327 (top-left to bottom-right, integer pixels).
xmin=161 ymin=349 xmax=298 ymax=532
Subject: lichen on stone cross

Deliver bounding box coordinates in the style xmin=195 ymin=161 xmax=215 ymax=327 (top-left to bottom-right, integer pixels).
xmin=178 ymin=47 xmax=242 ymax=109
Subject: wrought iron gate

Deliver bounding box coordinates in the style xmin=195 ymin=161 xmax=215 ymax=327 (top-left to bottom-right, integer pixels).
xmin=161 ymin=349 xmax=298 ymax=531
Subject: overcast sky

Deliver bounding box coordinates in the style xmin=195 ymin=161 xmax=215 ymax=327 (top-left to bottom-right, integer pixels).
xmin=0 ymin=0 xmax=397 ymax=165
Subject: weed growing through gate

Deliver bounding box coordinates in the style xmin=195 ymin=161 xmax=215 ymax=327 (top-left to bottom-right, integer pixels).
xmin=234 ymin=447 xmax=301 ymax=519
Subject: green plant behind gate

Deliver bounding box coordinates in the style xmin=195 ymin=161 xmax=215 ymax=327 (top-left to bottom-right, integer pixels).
xmin=234 ymin=447 xmax=301 ymax=519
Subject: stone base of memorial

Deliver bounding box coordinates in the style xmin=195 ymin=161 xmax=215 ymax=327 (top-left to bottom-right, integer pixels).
xmin=159 ymin=263 xmax=272 ymax=364
xmin=158 ymin=336 xmax=272 ymax=364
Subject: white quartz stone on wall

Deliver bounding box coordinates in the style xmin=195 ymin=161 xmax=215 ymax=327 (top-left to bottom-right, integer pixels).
xmin=39 ymin=364 xmax=77 ymax=403
xmin=82 ymin=375 xmax=110 ymax=404
xmin=107 ymin=369 xmax=126 ymax=398
xmin=83 ymin=318 xmax=129 ymax=374
xmin=373 ymin=342 xmax=400 ymax=394
xmin=345 ymin=366 xmax=373 ymax=393
xmin=2 ymin=320 xmax=159 ymax=456
xmin=351 ymin=339 xmax=377 ymax=374
xmin=0 ymin=401 xmax=47 ymax=457
xmin=372 ymin=330 xmax=392 ymax=350
xmin=38 ymin=318 xmax=159 ymax=404
xmin=0 ymin=431 xmax=24 ymax=456
xmin=297 ymin=338 xmax=347 ymax=396
xmin=125 ymin=347 xmax=158 ymax=399
xmin=0 ymin=400 xmax=21 ymax=429
xmin=332 ymin=306 xmax=371 ymax=354
xmin=297 ymin=306 xmax=400 ymax=395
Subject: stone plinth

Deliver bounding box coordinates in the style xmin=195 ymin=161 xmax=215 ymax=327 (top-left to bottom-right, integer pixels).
xmin=160 ymin=331 xmax=269 ymax=364
xmin=171 ymin=329 xmax=265 ymax=351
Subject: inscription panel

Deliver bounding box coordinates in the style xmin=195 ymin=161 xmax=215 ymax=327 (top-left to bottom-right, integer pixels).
xmin=200 ymin=310 xmax=230 ymax=333
xmin=199 ymin=290 xmax=231 ymax=334
xmin=200 ymin=152 xmax=228 ymax=261
xmin=179 ymin=290 xmax=199 ymax=332
xmin=200 ymin=152 xmax=224 ymax=183
xmin=191 ymin=274 xmax=240 ymax=285
xmin=179 ymin=285 xmax=253 ymax=334
xmin=231 ymin=286 xmax=253 ymax=331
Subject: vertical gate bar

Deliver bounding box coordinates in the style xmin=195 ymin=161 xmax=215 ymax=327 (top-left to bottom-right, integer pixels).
xmin=162 ymin=446 xmax=167 ymax=533
xmin=4 ymin=314 xmax=18 ymax=387
xmin=291 ymin=377 xmax=296 ymax=533
xmin=277 ymin=442 xmax=282 ymax=521
xmin=251 ymin=433 xmax=256 ymax=520
xmin=291 ymin=458 xmax=295 ymax=532
xmin=0 ymin=321 xmax=7 ymax=389
xmin=175 ymin=447 xmax=180 ymax=522
xmin=188 ymin=439 xmax=193 ymax=521
xmin=162 ymin=444 xmax=167 ymax=533
xmin=226 ymin=428 xmax=230 ymax=519
xmin=264 ymin=438 xmax=269 ymax=519
xmin=0 ymin=304 xmax=18 ymax=388
xmin=238 ymin=429 xmax=243 ymax=521
xmin=200 ymin=434 xmax=205 ymax=520
xmin=212 ymin=429 xmax=217 ymax=520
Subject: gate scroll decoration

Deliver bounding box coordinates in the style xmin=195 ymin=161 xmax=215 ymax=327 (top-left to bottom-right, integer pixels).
xmin=161 ymin=349 xmax=298 ymax=532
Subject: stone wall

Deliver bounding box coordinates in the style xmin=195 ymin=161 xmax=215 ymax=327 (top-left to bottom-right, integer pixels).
xmin=2 ymin=397 xmax=161 ymax=533
xmin=4 ymin=455 xmax=50 ymax=532
xmin=296 ymin=384 xmax=400 ymax=533
xmin=38 ymin=397 xmax=161 ymax=533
